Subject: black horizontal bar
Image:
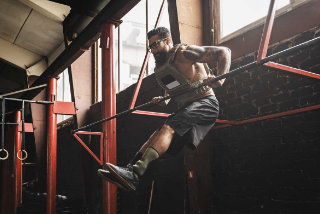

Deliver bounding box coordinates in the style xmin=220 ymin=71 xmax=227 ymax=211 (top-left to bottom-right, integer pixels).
xmin=73 ymin=35 xmax=320 ymax=132
xmin=0 ymin=123 xmax=20 ymax=125
xmin=0 ymin=84 xmax=47 ymax=98
xmin=0 ymin=97 xmax=54 ymax=105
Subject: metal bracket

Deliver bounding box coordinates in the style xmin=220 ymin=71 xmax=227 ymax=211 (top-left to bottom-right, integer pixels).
xmin=105 ymin=18 xmax=122 ymax=27
xmin=53 ymin=101 xmax=76 ymax=115
xmin=73 ymin=131 xmax=103 ymax=166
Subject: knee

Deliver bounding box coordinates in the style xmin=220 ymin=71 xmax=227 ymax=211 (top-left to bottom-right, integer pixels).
xmin=160 ymin=124 xmax=175 ymax=135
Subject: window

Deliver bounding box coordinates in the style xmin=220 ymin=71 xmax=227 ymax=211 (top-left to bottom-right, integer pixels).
xmin=218 ymin=0 xmax=310 ymax=43
xmin=95 ymin=0 xmax=171 ymax=98
xmin=57 ymin=69 xmax=72 ymax=123
xmin=114 ymin=0 xmax=170 ymax=92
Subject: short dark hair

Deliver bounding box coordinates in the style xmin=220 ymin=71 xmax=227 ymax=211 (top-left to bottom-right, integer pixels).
xmin=147 ymin=27 xmax=171 ymax=40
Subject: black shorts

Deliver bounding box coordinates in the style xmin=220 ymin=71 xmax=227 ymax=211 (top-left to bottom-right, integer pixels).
xmin=165 ymin=95 xmax=219 ymax=153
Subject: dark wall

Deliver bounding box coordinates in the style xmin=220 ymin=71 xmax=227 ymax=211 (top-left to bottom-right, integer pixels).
xmin=210 ymin=26 xmax=320 ymax=213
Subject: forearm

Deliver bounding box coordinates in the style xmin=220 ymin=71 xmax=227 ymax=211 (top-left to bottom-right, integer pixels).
xmin=216 ymin=48 xmax=231 ymax=85
xmin=163 ymin=91 xmax=170 ymax=105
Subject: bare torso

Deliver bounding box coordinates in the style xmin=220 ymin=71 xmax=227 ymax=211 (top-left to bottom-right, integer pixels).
xmin=172 ymin=45 xmax=214 ymax=107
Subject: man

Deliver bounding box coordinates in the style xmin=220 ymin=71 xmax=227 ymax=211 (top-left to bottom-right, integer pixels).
xmin=98 ymin=27 xmax=231 ymax=191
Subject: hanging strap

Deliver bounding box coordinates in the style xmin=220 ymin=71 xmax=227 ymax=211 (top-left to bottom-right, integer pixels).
xmin=17 ymin=101 xmax=27 ymax=161
xmin=0 ymin=99 xmax=8 ymax=160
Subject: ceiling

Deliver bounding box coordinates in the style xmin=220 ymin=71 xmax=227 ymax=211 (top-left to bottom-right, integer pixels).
xmin=0 ymin=0 xmax=110 ymax=96
xmin=0 ymin=0 xmax=70 ymax=77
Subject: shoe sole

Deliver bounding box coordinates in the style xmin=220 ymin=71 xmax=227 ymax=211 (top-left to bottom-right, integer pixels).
xmin=97 ymin=169 xmax=130 ymax=191
xmin=105 ymin=163 xmax=136 ymax=191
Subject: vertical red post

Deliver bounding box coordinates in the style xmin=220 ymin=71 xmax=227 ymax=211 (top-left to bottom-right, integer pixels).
xmin=14 ymin=111 xmax=22 ymax=210
xmin=101 ymin=23 xmax=117 ymax=214
xmin=256 ymin=0 xmax=276 ymax=64
xmin=47 ymin=78 xmax=57 ymax=214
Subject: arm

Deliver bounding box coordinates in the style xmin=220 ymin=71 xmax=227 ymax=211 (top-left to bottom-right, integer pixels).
xmin=151 ymin=91 xmax=170 ymax=106
xmin=179 ymin=45 xmax=231 ymax=88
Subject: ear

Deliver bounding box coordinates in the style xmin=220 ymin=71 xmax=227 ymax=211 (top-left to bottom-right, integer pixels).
xmin=166 ymin=37 xmax=171 ymax=45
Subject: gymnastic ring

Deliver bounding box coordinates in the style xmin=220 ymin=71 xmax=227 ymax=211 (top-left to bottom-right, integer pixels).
xmin=17 ymin=150 xmax=28 ymax=161
xmin=0 ymin=149 xmax=9 ymax=160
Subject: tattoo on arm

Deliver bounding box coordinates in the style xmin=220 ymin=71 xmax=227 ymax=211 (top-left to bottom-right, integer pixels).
xmin=182 ymin=45 xmax=206 ymax=61
xmin=182 ymin=45 xmax=231 ymax=84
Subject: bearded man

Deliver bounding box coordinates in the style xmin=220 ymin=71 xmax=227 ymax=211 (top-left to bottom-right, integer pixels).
xmin=98 ymin=27 xmax=231 ymax=191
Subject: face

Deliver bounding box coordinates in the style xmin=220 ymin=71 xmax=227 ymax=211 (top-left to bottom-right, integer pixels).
xmin=148 ymin=35 xmax=170 ymax=67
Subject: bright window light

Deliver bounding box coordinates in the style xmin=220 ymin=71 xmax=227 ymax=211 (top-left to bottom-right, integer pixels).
xmin=220 ymin=0 xmax=290 ymax=38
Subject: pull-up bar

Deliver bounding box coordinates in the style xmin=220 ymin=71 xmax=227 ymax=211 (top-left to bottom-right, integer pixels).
xmin=0 ymin=97 xmax=54 ymax=105
xmin=0 ymin=84 xmax=47 ymax=98
xmin=73 ymin=35 xmax=320 ymax=133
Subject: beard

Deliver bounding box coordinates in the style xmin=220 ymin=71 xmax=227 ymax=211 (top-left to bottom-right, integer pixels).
xmin=154 ymin=50 xmax=167 ymax=67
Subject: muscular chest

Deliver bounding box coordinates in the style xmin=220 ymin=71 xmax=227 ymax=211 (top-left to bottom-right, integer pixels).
xmin=173 ymin=61 xmax=208 ymax=83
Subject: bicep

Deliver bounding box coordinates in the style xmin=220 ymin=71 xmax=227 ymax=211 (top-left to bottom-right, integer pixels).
xmin=180 ymin=45 xmax=226 ymax=63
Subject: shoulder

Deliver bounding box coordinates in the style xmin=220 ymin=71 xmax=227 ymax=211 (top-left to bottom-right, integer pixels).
xmin=175 ymin=44 xmax=196 ymax=63
xmin=175 ymin=44 xmax=208 ymax=63
xmin=175 ymin=43 xmax=188 ymax=54
xmin=176 ymin=44 xmax=201 ymax=53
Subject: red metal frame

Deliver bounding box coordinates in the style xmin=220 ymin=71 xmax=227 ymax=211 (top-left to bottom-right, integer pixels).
xmin=215 ymin=119 xmax=238 ymax=125
xmin=132 ymin=110 xmax=171 ymax=117
xmin=129 ymin=0 xmax=166 ymax=109
xmin=18 ymin=123 xmax=33 ymax=133
xmin=73 ymin=131 xmax=104 ymax=165
xmin=131 ymin=111 xmax=236 ymax=124
xmin=213 ymin=104 xmax=320 ymax=130
xmin=47 ymin=78 xmax=57 ymax=214
xmin=211 ymin=0 xmax=320 ymax=129
xmin=257 ymin=0 xmax=276 ymax=64
xmin=53 ymin=101 xmax=76 ymax=115
xmin=14 ymin=111 xmax=22 ymax=209
xmin=101 ymin=23 xmax=117 ymax=214
xmin=264 ymin=62 xmax=320 ymax=79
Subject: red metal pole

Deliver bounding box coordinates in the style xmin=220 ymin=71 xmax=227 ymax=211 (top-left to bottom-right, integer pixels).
xmin=14 ymin=111 xmax=22 ymax=209
xmin=257 ymin=0 xmax=276 ymax=64
xmin=47 ymin=77 xmax=57 ymax=214
xmin=132 ymin=110 xmax=171 ymax=117
xmin=264 ymin=62 xmax=320 ymax=79
xmin=128 ymin=0 xmax=166 ymax=109
xmin=101 ymin=23 xmax=117 ymax=214
xmin=212 ymin=104 xmax=320 ymax=130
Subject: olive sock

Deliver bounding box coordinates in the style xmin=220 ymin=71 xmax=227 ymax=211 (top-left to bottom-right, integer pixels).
xmin=133 ymin=147 xmax=159 ymax=176
xmin=129 ymin=151 xmax=143 ymax=165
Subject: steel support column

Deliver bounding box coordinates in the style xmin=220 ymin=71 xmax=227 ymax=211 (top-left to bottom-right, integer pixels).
xmin=101 ymin=23 xmax=117 ymax=214
xmin=14 ymin=111 xmax=22 ymax=210
xmin=47 ymin=78 xmax=57 ymax=214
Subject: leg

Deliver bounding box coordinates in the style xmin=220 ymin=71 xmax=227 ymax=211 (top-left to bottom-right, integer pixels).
xmin=99 ymin=124 xmax=175 ymax=191
xmin=148 ymin=124 xmax=175 ymax=155
xmin=132 ymin=124 xmax=175 ymax=176
xmin=138 ymin=130 xmax=160 ymax=154
xmin=131 ymin=124 xmax=174 ymax=165
xmin=100 ymin=96 xmax=219 ymax=191
xmin=127 ymin=130 xmax=161 ymax=166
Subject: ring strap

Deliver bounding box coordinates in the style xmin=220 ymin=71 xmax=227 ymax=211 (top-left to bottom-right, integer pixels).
xmin=0 ymin=149 xmax=9 ymax=160
xmin=16 ymin=149 xmax=28 ymax=161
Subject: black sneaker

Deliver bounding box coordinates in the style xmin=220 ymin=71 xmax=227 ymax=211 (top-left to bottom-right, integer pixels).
xmin=105 ymin=163 xmax=139 ymax=191
xmin=97 ymin=169 xmax=130 ymax=191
